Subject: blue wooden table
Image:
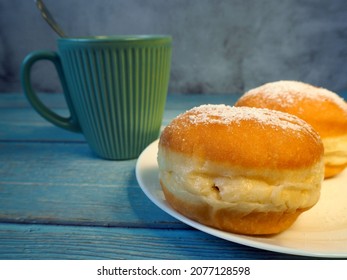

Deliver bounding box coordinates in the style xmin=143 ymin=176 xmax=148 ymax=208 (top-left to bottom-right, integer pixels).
xmin=0 ymin=92 xmax=344 ymax=260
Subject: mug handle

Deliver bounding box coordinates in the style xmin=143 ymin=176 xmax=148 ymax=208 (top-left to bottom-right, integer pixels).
xmin=21 ymin=50 xmax=81 ymax=133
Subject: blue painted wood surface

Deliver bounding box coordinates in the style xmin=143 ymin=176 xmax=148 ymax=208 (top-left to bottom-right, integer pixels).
xmin=1 ymin=92 xmax=346 ymax=260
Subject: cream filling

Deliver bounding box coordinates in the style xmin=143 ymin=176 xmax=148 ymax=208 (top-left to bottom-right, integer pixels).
xmin=158 ymin=149 xmax=324 ymax=213
xmin=323 ymin=135 xmax=347 ymax=166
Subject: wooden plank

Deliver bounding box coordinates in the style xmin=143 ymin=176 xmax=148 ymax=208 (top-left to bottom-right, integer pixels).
xmin=0 ymin=107 xmax=172 ymax=142
xmin=0 ymin=93 xmax=78 ymax=109
xmin=3 ymin=91 xmax=345 ymax=142
xmin=2 ymin=91 xmax=346 ymax=109
xmin=0 ymin=108 xmax=85 ymax=142
xmin=0 ymin=223 xmax=307 ymax=260
xmin=0 ymin=141 xmax=183 ymax=228
xmin=0 ymin=93 xmax=241 ymax=109
xmin=0 ymin=94 xmax=239 ymax=142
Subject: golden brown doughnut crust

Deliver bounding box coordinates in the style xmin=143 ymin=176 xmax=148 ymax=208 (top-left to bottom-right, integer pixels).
xmin=159 ymin=105 xmax=323 ymax=169
xmin=235 ymin=80 xmax=347 ymax=138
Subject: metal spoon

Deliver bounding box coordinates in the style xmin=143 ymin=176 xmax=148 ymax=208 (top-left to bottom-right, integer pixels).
xmin=35 ymin=0 xmax=67 ymax=37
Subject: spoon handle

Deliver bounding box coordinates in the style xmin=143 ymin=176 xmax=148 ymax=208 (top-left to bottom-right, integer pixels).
xmin=35 ymin=0 xmax=67 ymax=37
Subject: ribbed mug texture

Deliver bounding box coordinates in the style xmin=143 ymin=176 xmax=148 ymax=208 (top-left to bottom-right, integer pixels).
xmin=59 ymin=38 xmax=171 ymax=159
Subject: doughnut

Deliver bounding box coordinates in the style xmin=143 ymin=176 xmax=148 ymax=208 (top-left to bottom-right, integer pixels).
xmin=157 ymin=105 xmax=324 ymax=235
xmin=235 ymin=80 xmax=347 ymax=178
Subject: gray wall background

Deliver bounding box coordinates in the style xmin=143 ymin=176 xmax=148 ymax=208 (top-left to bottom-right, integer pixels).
xmin=1 ymin=0 xmax=347 ymax=94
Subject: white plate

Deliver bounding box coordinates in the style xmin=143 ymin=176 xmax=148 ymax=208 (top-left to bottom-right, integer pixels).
xmin=135 ymin=140 xmax=347 ymax=258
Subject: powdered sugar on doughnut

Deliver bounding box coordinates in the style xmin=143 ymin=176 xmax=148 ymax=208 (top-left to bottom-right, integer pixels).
xmin=244 ymin=80 xmax=347 ymax=112
xmin=182 ymin=104 xmax=317 ymax=135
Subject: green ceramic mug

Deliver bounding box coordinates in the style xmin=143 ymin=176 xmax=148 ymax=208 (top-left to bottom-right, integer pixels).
xmin=21 ymin=35 xmax=172 ymax=160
